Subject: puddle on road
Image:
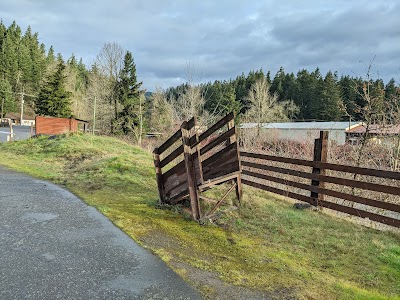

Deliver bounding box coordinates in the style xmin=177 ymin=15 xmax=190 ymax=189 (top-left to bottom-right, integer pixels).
xmin=22 ymin=212 xmax=58 ymax=223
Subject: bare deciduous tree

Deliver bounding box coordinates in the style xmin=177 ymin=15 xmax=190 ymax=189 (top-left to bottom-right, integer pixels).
xmin=87 ymin=66 xmax=114 ymax=134
xmin=245 ymin=77 xmax=299 ymax=137
xmin=149 ymin=87 xmax=174 ymax=134
xmin=94 ymin=42 xmax=124 ymax=130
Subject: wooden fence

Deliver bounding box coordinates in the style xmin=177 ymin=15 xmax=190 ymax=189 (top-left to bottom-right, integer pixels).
xmin=153 ymin=113 xmax=242 ymax=220
xmin=154 ymin=117 xmax=400 ymax=228
xmin=241 ymin=131 xmax=400 ymax=228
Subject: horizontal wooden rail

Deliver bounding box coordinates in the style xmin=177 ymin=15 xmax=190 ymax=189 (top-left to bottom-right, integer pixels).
xmin=162 ymin=160 xmax=186 ymax=181
xmin=242 ymin=178 xmax=400 ymax=228
xmin=169 ymin=188 xmax=190 ymax=204
xmin=241 ymin=151 xmax=400 ymax=180
xmin=317 ymin=174 xmax=400 ymax=196
xmin=160 ymin=145 xmax=184 ymax=168
xmin=316 ymin=162 xmax=400 ymax=180
xmin=242 ymin=161 xmax=312 ymax=179
xmin=241 ymin=151 xmax=314 ymax=167
xmin=157 ymin=128 xmax=182 ymax=155
xmin=242 ymin=178 xmax=317 ymax=206
xmin=198 ymin=112 xmax=234 ymax=143
xmin=242 ymin=160 xmax=400 ymax=196
xmin=202 ymin=142 xmax=237 ymax=168
xmin=200 ymin=126 xmax=235 ymax=155
xmin=242 ymin=170 xmax=400 ymax=213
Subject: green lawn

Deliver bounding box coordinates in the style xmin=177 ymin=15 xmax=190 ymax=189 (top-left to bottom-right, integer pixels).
xmin=0 ymin=133 xmax=399 ymax=299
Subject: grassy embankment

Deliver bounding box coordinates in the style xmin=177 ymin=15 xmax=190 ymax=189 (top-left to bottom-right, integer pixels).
xmin=0 ymin=133 xmax=399 ymax=300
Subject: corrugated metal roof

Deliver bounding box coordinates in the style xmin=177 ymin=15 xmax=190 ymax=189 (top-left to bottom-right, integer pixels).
xmin=240 ymin=121 xmax=361 ymax=130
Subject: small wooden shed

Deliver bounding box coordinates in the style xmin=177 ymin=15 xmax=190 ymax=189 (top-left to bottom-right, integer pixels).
xmin=35 ymin=116 xmax=89 ymax=135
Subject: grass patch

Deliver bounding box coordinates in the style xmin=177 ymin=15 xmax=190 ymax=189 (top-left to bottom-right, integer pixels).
xmin=1 ymin=134 xmax=399 ymax=299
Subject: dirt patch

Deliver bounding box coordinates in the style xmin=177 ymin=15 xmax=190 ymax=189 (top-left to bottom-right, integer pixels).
xmin=171 ymin=261 xmax=297 ymax=300
xmin=140 ymin=230 xmax=297 ymax=300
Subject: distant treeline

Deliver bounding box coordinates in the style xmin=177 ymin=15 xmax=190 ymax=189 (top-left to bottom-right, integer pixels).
xmin=166 ymin=68 xmax=399 ymax=122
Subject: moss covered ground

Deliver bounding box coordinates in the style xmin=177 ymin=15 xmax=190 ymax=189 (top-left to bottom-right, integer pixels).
xmin=0 ymin=133 xmax=399 ymax=299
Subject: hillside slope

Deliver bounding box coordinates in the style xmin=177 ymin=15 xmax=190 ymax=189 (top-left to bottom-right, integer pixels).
xmin=0 ymin=134 xmax=399 ymax=300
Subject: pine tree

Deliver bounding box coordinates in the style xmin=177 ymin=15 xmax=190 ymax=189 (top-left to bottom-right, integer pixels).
xmin=35 ymin=60 xmax=71 ymax=117
xmin=317 ymin=71 xmax=342 ymax=121
xmin=0 ymin=78 xmax=15 ymax=117
xmin=113 ymin=51 xmax=143 ymax=136
xmin=47 ymin=46 xmax=55 ymax=63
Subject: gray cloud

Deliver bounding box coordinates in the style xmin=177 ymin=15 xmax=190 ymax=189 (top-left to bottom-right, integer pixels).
xmin=1 ymin=0 xmax=399 ymax=89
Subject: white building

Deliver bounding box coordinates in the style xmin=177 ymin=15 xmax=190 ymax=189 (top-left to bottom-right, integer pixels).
xmin=240 ymin=122 xmax=361 ymax=145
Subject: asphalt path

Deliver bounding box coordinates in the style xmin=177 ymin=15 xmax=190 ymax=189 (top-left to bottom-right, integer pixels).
xmin=0 ymin=166 xmax=201 ymax=299
xmin=0 ymin=125 xmax=32 ymax=142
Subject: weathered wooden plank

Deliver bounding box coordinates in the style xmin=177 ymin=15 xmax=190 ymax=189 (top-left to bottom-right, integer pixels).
xmin=202 ymin=142 xmax=237 ymax=168
xmin=158 ymin=128 xmax=182 ymax=155
xmin=198 ymin=171 xmax=240 ymax=191
xmin=187 ymin=117 xmax=196 ymax=130
xmin=202 ymin=148 xmax=237 ymax=173
xmin=311 ymin=131 xmax=328 ymax=201
xmin=164 ymin=172 xmax=187 ymax=194
xmin=168 ymin=188 xmax=190 ymax=204
xmin=240 ymin=151 xmax=314 ymax=167
xmin=160 ymin=145 xmax=184 ymax=168
xmin=320 ymin=185 xmax=400 ymax=213
xmin=189 ymin=135 xmax=197 ymax=147
xmin=162 ymin=160 xmax=186 ymax=181
xmin=153 ymin=149 xmax=165 ymax=203
xmin=319 ymin=200 xmax=400 ymax=228
xmin=205 ymin=183 xmax=237 ymax=217
xmin=242 ymin=161 xmax=312 ymax=180
xmin=241 ymin=178 xmax=400 ymax=228
xmin=202 ymin=153 xmax=239 ymax=181
xmin=316 ymin=162 xmax=400 ymax=180
xmin=242 ymin=160 xmax=400 ymax=195
xmin=198 ymin=112 xmax=234 ymax=143
xmin=242 ymin=169 xmax=400 ymax=213
xmin=228 ymin=119 xmax=242 ymax=202
xmin=200 ymin=126 xmax=235 ymax=155
xmin=241 ymin=178 xmax=317 ymax=206
xmin=243 ymin=169 xmax=312 ymax=192
xmin=198 ymin=195 xmax=218 ymax=203
xmin=203 ymin=161 xmax=240 ymax=182
xmin=241 ymin=151 xmax=400 ymax=181
xmin=165 ymin=179 xmax=188 ymax=199
xmin=181 ymin=121 xmax=201 ymax=220
xmin=317 ymin=174 xmax=400 ymax=196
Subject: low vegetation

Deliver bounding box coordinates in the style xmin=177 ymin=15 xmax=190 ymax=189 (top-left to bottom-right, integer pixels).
xmin=0 ymin=134 xmax=399 ymax=299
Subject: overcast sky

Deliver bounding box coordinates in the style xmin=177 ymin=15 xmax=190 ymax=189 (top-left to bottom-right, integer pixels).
xmin=1 ymin=0 xmax=399 ymax=90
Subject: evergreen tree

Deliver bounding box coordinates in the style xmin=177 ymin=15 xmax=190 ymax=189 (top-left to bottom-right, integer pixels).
xmin=271 ymin=67 xmax=285 ymax=101
xmin=113 ymin=51 xmax=143 ymax=136
xmin=35 ymin=60 xmax=71 ymax=117
xmin=47 ymin=46 xmax=55 ymax=63
xmin=384 ymin=78 xmax=399 ymax=123
xmin=317 ymin=71 xmax=342 ymax=121
xmin=219 ymin=82 xmax=240 ymax=115
xmin=0 ymin=78 xmax=15 ymax=116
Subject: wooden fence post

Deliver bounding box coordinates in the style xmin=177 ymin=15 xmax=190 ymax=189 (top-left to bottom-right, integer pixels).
xmin=311 ymin=131 xmax=328 ymax=205
xmin=9 ymin=121 xmax=13 ymax=142
xmin=153 ymin=148 xmax=165 ymax=204
xmin=193 ymin=116 xmax=204 ymax=184
xmin=181 ymin=121 xmax=201 ymax=220
xmin=30 ymin=123 xmax=34 ymax=137
xmin=227 ymin=117 xmax=242 ymax=202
